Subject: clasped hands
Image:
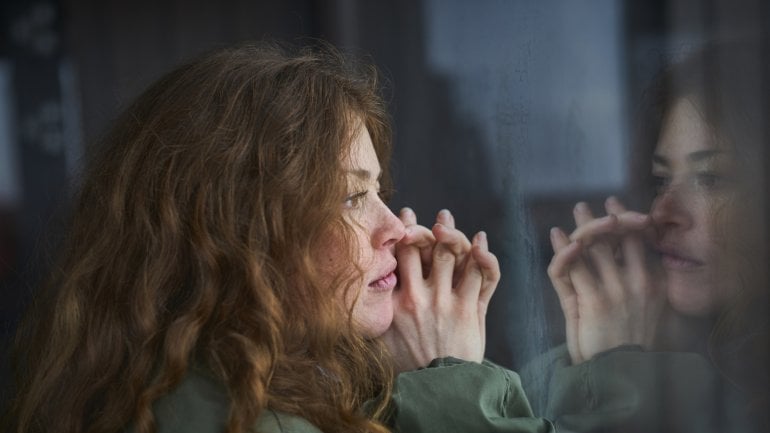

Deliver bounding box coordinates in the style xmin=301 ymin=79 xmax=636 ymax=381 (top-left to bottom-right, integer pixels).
xmin=547 ymin=196 xmax=666 ymax=364
xmin=381 ymin=208 xmax=500 ymax=373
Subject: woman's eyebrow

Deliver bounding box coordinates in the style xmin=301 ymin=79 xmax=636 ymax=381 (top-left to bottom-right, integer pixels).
xmin=652 ymin=150 xmax=726 ymax=166
xmin=652 ymin=154 xmax=668 ymax=166
xmin=688 ymin=149 xmax=725 ymax=162
xmin=345 ymin=168 xmax=382 ymax=181
xmin=346 ymin=169 xmax=372 ymax=180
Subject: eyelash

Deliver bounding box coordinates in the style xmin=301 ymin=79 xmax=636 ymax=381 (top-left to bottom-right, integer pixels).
xmin=651 ymin=174 xmax=670 ymax=193
xmin=377 ymin=187 xmax=394 ymax=203
xmin=651 ymin=172 xmax=725 ymax=194
xmin=695 ymin=173 xmax=722 ymax=189
xmin=343 ymin=190 xmax=370 ymax=209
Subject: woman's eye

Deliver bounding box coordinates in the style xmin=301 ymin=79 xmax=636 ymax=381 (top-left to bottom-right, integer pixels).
xmin=651 ymin=175 xmax=670 ymax=193
xmin=377 ymin=187 xmax=394 ymax=203
xmin=343 ymin=191 xmax=367 ymax=209
xmin=694 ymin=173 xmax=722 ymax=190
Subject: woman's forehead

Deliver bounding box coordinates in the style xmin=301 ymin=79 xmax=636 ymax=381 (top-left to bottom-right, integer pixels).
xmin=343 ymin=123 xmax=381 ymax=176
xmin=655 ymin=98 xmax=730 ymax=161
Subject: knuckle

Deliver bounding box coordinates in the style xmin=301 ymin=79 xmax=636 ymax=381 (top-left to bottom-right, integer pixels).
xmin=586 ymin=297 xmax=610 ymax=315
xmin=434 ymin=247 xmax=455 ymax=263
xmin=454 ymin=303 xmax=476 ymax=322
xmin=547 ymin=261 xmax=560 ymax=277
xmin=485 ymin=269 xmax=501 ymax=285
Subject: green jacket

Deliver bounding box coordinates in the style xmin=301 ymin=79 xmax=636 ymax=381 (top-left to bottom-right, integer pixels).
xmin=521 ymin=344 xmax=759 ymax=433
xmin=141 ymin=357 xmax=554 ymax=432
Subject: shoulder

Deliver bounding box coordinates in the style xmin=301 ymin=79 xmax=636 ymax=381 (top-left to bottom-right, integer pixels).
xmin=149 ymin=368 xmax=229 ymax=432
xmin=254 ymin=410 xmax=325 ymax=433
xmin=146 ymin=369 xmax=322 ymax=433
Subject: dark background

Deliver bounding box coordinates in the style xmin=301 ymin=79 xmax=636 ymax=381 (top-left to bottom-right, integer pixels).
xmin=0 ymin=0 xmax=767 ymax=405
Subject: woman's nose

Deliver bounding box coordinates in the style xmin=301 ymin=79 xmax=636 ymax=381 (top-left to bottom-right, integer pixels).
xmin=650 ymin=185 xmax=692 ymax=232
xmin=371 ymin=203 xmax=406 ymax=249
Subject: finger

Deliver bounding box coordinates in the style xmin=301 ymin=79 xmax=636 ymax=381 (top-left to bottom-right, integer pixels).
xmin=399 ymin=208 xmax=437 ymax=275
xmin=571 ymin=201 xmax=622 ymax=287
xmin=436 ymin=208 xmax=456 ymax=229
xmin=552 ymin=223 xmax=602 ymax=302
xmin=604 ymin=196 xmax=651 ymax=232
xmin=573 ymin=201 xmax=622 ymax=267
xmin=582 ymin=233 xmax=626 ymax=302
xmin=420 ymin=244 xmax=434 ymax=274
xmin=468 ymin=232 xmax=498 ymax=350
xmin=432 ymin=222 xmax=472 ymax=258
xmin=547 ymin=228 xmax=582 ymax=301
xmin=568 ymin=252 xmax=602 ymax=305
xmin=396 ymin=226 xmax=428 ymax=287
xmin=399 ymin=223 xmax=436 ymax=250
xmin=400 ymin=224 xmax=436 ymax=275
xmin=433 ymin=222 xmax=472 ymax=287
xmin=573 ymin=201 xmax=595 ymax=227
xmin=549 ymin=226 xmax=570 ymax=253
xmin=612 ymin=212 xmax=651 ymax=232
xmin=471 ymin=232 xmax=499 ymax=308
xmin=429 ymin=224 xmax=456 ymax=295
xmin=399 ymin=207 xmax=417 ymax=226
xmin=436 ymin=214 xmax=473 ymax=280
xmin=569 ymin=204 xmax=627 ymax=302
xmin=605 ymin=197 xmax=650 ymax=295
xmin=620 ymin=231 xmax=648 ymax=295
xmin=568 ymin=214 xmax=650 ymax=245
xmin=568 ymin=215 xmax=617 ymax=244
xmin=604 ymin=196 xmax=626 ymax=215
xmin=455 ymin=246 xmax=482 ymax=301
xmin=547 ymin=229 xmax=584 ymax=364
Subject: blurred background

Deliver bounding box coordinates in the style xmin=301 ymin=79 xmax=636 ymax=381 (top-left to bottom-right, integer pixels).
xmin=0 ymin=0 xmax=766 ymax=398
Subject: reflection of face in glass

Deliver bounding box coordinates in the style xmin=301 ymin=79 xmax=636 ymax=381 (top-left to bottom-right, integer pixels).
xmin=650 ymin=97 xmax=743 ymax=318
xmin=320 ymin=122 xmax=405 ymax=337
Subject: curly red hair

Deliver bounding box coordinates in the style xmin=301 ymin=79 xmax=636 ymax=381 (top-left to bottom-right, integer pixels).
xmin=7 ymin=41 xmax=395 ymax=433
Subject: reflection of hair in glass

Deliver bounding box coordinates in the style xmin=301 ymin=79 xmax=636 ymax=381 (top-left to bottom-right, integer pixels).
xmin=634 ymin=38 xmax=770 ymax=426
xmin=7 ymin=42 xmax=395 ymax=433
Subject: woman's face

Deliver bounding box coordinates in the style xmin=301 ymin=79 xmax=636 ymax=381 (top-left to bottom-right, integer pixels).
xmin=650 ymin=97 xmax=743 ymax=317
xmin=321 ymin=122 xmax=405 ymax=337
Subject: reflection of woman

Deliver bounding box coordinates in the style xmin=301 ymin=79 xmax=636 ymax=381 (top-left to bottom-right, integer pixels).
xmin=523 ymin=40 xmax=769 ymax=433
xmin=3 ymin=42 xmax=552 ymax=433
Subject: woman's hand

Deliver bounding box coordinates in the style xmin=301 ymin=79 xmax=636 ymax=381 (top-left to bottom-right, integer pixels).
xmin=547 ymin=196 xmax=664 ymax=364
xmin=381 ymin=208 xmax=500 ymax=373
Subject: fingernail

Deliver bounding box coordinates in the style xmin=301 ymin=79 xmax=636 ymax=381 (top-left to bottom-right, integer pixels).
xmin=606 ymin=195 xmax=624 ymax=212
xmin=634 ymin=213 xmax=651 ymax=222
xmin=574 ymin=202 xmax=588 ymax=213
xmin=476 ymin=231 xmax=488 ymax=248
xmin=438 ymin=209 xmax=451 ymax=220
xmin=550 ymin=227 xmax=559 ymax=241
xmin=401 ymin=207 xmax=414 ymax=217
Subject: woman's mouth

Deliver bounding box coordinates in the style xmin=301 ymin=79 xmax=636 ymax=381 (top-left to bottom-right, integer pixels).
xmin=657 ymin=248 xmax=704 ymax=271
xmin=369 ymin=270 xmax=397 ymax=291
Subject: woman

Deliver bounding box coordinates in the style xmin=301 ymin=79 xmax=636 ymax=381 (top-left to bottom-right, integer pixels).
xmin=3 ymin=42 xmax=552 ymax=433
xmin=525 ymin=40 xmax=770 ymax=433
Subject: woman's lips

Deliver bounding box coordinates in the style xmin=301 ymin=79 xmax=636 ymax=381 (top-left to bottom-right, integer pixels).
xmin=369 ymin=271 xmax=397 ymax=291
xmin=657 ymin=248 xmax=704 ymax=271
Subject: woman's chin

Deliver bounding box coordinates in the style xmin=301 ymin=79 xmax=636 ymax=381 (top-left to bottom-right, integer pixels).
xmin=353 ymin=298 xmax=394 ymax=338
xmin=667 ymin=282 xmax=720 ymax=318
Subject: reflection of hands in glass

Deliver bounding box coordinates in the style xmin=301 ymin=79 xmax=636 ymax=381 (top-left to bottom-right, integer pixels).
xmin=547 ymin=196 xmax=665 ymax=364
xmin=382 ymin=208 xmax=500 ymax=373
